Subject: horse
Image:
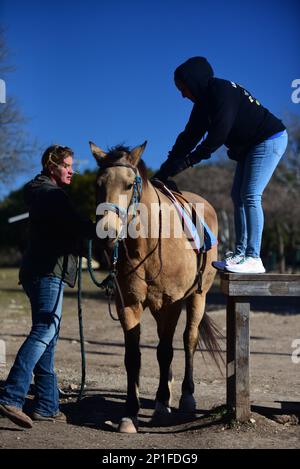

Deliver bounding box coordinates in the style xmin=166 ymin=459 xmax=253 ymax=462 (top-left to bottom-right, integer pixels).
xmin=90 ymin=140 xmax=222 ymax=433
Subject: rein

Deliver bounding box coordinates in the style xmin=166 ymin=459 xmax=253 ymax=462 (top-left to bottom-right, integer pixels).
xmin=121 ymin=186 xmax=163 ymax=282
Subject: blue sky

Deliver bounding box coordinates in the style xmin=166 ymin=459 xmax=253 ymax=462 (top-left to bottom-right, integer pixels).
xmin=1 ymin=0 xmax=300 ymax=196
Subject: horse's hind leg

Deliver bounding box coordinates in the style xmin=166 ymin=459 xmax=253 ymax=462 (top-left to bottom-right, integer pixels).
xmin=179 ymin=292 xmax=206 ymax=413
xmin=152 ymin=301 xmax=182 ymax=419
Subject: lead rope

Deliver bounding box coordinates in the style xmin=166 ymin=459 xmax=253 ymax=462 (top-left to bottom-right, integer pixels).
xmin=121 ymin=187 xmax=163 ymax=282
xmin=76 ymin=241 xmax=125 ymax=402
xmin=77 ymin=255 xmax=86 ymax=402
xmin=105 ymin=245 xmax=125 ymax=322
xmin=87 ymin=240 xmax=125 ymax=320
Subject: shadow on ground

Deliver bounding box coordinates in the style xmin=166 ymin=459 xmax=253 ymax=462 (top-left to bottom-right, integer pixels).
xmin=1 ymin=380 xmax=299 ymax=433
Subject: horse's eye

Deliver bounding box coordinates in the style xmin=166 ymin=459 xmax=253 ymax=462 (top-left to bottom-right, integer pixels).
xmin=126 ymin=183 xmax=133 ymax=190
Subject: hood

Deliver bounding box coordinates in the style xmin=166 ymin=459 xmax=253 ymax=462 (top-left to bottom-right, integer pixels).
xmin=23 ymin=173 xmax=57 ymax=205
xmin=174 ymin=56 xmax=214 ymax=100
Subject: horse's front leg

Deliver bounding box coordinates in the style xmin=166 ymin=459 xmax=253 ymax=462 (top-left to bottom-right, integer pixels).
xmin=117 ymin=303 xmax=142 ymax=433
xmin=152 ymin=302 xmax=182 ymax=420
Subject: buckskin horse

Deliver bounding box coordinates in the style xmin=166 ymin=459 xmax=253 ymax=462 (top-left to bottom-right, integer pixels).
xmin=90 ymin=141 xmax=222 ymax=433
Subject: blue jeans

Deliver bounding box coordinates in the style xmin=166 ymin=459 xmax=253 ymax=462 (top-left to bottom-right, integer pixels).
xmin=231 ymin=130 xmax=288 ymax=257
xmin=0 ymin=276 xmax=65 ymax=416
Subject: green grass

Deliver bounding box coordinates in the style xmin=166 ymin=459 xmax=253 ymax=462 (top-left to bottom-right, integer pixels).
xmin=0 ymin=267 xmax=221 ymax=322
xmin=0 ymin=268 xmax=108 ymax=319
xmin=0 ymin=267 xmax=107 ymax=292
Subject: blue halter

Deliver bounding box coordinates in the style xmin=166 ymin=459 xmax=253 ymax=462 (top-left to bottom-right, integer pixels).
xmin=96 ymin=162 xmax=143 ymax=266
xmin=131 ymin=174 xmax=142 ymax=217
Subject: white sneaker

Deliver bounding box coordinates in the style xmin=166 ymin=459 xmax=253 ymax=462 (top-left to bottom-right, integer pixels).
xmin=224 ymin=256 xmax=266 ymax=274
xmin=212 ymin=251 xmax=244 ymax=271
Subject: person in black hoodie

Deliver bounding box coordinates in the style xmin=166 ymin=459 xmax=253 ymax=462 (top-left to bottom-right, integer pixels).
xmin=0 ymin=145 xmax=95 ymax=428
xmin=154 ymin=57 xmax=288 ymax=274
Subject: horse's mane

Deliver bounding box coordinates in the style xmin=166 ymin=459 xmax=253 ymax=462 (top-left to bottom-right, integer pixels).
xmin=104 ymin=145 xmax=149 ymax=186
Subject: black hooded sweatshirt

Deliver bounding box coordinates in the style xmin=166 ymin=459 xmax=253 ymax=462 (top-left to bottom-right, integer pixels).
xmin=19 ymin=174 xmax=95 ymax=287
xmin=169 ymin=57 xmax=286 ymax=162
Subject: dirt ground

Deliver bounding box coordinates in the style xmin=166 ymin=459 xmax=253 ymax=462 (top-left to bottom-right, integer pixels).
xmin=0 ymin=268 xmax=299 ymax=449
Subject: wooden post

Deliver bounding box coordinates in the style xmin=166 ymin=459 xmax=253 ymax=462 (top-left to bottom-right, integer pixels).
xmin=226 ymin=297 xmax=235 ymax=409
xmin=234 ymin=298 xmax=250 ymax=421
xmin=226 ymin=297 xmax=250 ymax=421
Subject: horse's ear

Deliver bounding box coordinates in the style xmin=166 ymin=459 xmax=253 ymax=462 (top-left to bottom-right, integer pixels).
xmin=89 ymin=141 xmax=107 ymax=163
xmin=128 ymin=141 xmax=147 ymax=166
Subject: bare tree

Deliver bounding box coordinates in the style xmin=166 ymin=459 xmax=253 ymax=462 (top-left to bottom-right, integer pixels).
xmin=0 ymin=29 xmax=38 ymax=191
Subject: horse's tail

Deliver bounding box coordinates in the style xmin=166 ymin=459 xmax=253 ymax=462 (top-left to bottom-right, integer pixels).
xmin=198 ymin=312 xmax=225 ymax=372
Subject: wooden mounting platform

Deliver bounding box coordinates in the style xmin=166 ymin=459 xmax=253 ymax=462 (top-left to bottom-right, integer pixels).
xmin=220 ymin=272 xmax=300 ymax=422
xmin=221 ymin=273 xmax=300 ymax=297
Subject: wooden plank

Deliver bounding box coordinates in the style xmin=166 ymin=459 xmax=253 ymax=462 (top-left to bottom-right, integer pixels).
xmin=221 ymin=273 xmax=300 ymax=282
xmin=234 ymin=299 xmax=250 ymax=421
xmin=221 ymin=275 xmax=300 ymax=297
xmin=221 ymin=280 xmax=300 ymax=297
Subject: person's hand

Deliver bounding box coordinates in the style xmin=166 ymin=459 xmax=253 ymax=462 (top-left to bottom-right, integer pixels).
xmin=152 ymin=155 xmax=192 ymax=182
xmin=151 ymin=159 xmax=173 ymax=182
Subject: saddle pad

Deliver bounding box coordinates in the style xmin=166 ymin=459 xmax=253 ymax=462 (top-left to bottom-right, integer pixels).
xmin=157 ymin=183 xmax=218 ymax=253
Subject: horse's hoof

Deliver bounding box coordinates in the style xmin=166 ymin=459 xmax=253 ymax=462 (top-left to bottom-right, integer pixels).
xmin=151 ymin=401 xmax=172 ymax=425
xmin=154 ymin=401 xmax=172 ymax=416
xmin=118 ymin=417 xmax=138 ymax=433
xmin=179 ymin=394 xmax=196 ymax=413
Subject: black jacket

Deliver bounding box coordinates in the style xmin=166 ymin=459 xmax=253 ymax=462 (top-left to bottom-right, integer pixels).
xmin=19 ymin=174 xmax=95 ymax=288
xmin=170 ymin=57 xmax=285 ymax=162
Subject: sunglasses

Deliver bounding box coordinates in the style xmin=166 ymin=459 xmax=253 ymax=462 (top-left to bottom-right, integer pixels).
xmin=48 ymin=154 xmax=78 ymax=174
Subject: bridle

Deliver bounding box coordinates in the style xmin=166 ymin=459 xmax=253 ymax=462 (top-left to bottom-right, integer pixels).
xmin=96 ymin=161 xmax=163 ymax=282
